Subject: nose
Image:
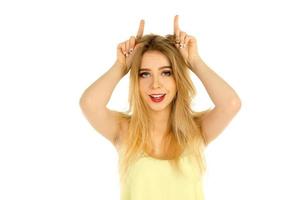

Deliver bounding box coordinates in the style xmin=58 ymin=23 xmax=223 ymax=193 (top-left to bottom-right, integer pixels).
xmin=151 ymin=76 xmax=161 ymax=89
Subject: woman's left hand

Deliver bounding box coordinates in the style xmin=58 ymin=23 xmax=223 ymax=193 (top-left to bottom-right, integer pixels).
xmin=174 ymin=15 xmax=202 ymax=70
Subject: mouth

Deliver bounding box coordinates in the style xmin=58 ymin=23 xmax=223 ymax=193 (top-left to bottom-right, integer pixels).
xmin=148 ymin=94 xmax=166 ymax=103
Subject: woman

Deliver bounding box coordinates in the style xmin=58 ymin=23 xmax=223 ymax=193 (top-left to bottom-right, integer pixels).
xmin=80 ymin=15 xmax=241 ymax=200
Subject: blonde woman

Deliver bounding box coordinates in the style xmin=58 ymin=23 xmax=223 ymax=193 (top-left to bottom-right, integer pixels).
xmin=79 ymin=15 xmax=241 ymax=200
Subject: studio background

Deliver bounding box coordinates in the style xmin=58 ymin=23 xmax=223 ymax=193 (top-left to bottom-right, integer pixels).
xmin=0 ymin=0 xmax=299 ymax=199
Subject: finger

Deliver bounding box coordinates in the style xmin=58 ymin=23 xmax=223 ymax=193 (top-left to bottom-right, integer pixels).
xmin=180 ymin=31 xmax=187 ymax=42
xmin=129 ymin=36 xmax=135 ymax=54
xmin=183 ymin=35 xmax=191 ymax=48
xmin=187 ymin=35 xmax=196 ymax=46
xmin=174 ymin=15 xmax=180 ymax=42
xmin=120 ymin=42 xmax=127 ymax=56
xmin=133 ymin=42 xmax=143 ymax=51
xmin=136 ymin=19 xmax=145 ymax=39
xmin=125 ymin=40 xmax=130 ymax=57
xmin=117 ymin=43 xmax=123 ymax=54
xmin=179 ymin=31 xmax=187 ymax=48
xmin=184 ymin=35 xmax=190 ymax=43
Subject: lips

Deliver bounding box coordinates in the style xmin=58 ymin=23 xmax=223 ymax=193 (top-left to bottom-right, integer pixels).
xmin=149 ymin=94 xmax=165 ymax=98
xmin=149 ymin=94 xmax=166 ymax=103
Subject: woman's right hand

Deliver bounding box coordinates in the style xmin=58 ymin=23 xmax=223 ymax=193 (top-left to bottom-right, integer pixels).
xmin=116 ymin=19 xmax=145 ymax=75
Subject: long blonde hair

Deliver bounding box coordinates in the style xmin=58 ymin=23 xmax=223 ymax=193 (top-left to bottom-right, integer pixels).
xmin=117 ymin=34 xmax=212 ymax=182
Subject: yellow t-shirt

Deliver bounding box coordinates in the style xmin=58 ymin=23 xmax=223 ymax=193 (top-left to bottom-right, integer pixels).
xmin=118 ymin=150 xmax=205 ymax=200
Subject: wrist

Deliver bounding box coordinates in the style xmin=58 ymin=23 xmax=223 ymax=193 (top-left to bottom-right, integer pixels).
xmin=190 ymin=56 xmax=204 ymax=71
xmin=112 ymin=61 xmax=127 ymax=77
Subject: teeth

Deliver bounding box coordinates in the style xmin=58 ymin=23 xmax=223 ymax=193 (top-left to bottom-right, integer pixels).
xmin=150 ymin=94 xmax=165 ymax=98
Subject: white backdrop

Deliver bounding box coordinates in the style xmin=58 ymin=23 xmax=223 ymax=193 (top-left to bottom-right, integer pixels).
xmin=1 ymin=0 xmax=299 ymax=199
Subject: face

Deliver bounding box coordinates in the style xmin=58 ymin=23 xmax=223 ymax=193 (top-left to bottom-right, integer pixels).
xmin=139 ymin=50 xmax=177 ymax=112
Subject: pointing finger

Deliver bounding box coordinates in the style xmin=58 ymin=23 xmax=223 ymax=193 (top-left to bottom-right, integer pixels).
xmin=174 ymin=15 xmax=180 ymax=41
xmin=129 ymin=36 xmax=135 ymax=54
xmin=136 ymin=19 xmax=145 ymax=40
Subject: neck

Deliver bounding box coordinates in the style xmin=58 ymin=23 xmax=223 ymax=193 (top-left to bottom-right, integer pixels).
xmin=149 ymin=106 xmax=172 ymax=139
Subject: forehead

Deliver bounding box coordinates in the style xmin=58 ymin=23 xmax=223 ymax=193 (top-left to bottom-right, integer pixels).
xmin=140 ymin=50 xmax=171 ymax=69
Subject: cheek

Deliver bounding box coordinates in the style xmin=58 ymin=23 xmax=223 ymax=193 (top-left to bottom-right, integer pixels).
xmin=166 ymin=79 xmax=177 ymax=92
xmin=139 ymin=79 xmax=150 ymax=89
xmin=139 ymin=80 xmax=148 ymax=93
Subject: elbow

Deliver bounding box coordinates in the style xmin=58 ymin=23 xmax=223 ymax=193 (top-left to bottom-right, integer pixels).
xmin=219 ymin=98 xmax=241 ymax=112
xmin=79 ymin=95 xmax=90 ymax=108
xmin=230 ymin=97 xmax=242 ymax=111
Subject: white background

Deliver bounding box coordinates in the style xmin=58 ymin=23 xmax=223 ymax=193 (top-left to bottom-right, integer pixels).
xmin=1 ymin=0 xmax=299 ymax=199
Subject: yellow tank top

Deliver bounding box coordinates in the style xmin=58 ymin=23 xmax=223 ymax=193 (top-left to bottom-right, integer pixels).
xmin=118 ymin=150 xmax=206 ymax=200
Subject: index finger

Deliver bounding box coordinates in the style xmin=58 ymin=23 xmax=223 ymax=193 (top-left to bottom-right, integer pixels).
xmin=136 ymin=19 xmax=145 ymax=39
xmin=174 ymin=15 xmax=180 ymax=40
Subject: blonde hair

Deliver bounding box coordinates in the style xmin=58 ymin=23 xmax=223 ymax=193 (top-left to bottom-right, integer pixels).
xmin=116 ymin=34 xmax=212 ymax=182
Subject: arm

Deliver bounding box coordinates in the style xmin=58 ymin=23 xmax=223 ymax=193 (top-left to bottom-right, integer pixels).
xmin=190 ymin=57 xmax=242 ymax=146
xmin=80 ymin=61 xmax=125 ymax=108
xmin=79 ymin=19 xmax=145 ymax=146
xmin=190 ymin=57 xmax=241 ymax=108
xmin=79 ymin=61 xmax=126 ymax=145
xmin=173 ymin=15 xmax=241 ymax=146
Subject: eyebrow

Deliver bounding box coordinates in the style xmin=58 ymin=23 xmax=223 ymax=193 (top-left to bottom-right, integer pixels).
xmin=139 ymin=66 xmax=172 ymax=71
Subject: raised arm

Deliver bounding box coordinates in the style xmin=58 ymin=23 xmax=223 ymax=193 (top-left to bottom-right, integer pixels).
xmin=79 ymin=19 xmax=145 ymax=146
xmin=173 ymin=15 xmax=241 ymax=146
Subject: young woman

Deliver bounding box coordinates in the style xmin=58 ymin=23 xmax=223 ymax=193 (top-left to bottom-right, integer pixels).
xmin=80 ymin=15 xmax=241 ymax=200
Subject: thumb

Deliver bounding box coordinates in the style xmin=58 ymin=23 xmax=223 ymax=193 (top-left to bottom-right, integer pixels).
xmin=133 ymin=43 xmax=143 ymax=51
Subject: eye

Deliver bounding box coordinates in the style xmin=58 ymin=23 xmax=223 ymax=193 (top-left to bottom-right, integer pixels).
xmin=139 ymin=71 xmax=172 ymax=78
xmin=162 ymin=71 xmax=172 ymax=76
xmin=139 ymin=72 xmax=150 ymax=78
